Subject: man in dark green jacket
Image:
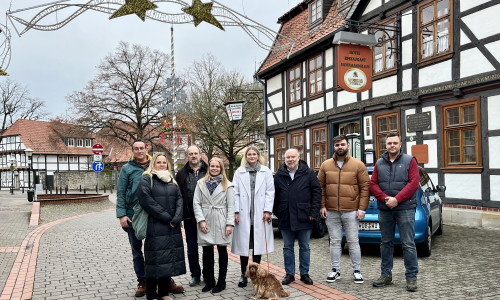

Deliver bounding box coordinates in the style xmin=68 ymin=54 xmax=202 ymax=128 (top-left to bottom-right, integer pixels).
xmin=116 ymin=140 xmax=151 ymax=297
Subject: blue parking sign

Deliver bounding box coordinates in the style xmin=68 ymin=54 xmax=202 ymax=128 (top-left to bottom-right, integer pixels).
xmin=92 ymin=161 xmax=104 ymax=172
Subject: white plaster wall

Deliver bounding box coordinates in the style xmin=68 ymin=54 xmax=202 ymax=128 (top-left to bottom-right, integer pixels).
xmin=309 ymin=97 xmax=324 ymax=115
xmin=405 ymin=108 xmax=416 ymax=137
xmin=268 ymin=93 xmax=282 ymax=110
xmin=406 ymin=141 xmax=416 ymax=155
xmin=326 ymin=91 xmax=334 ymax=110
xmin=325 ymin=69 xmax=334 ymax=90
xmin=461 ymin=4 xmax=500 ymax=40
xmin=445 ymin=173 xmax=482 ymax=200
xmin=364 ymin=116 xmax=373 ymax=140
xmin=485 ymin=40 xmax=500 ymax=66
xmin=289 ymin=105 xmax=302 ymax=121
xmin=362 ymin=90 xmax=369 ymax=100
xmin=490 ymin=175 xmax=500 ymax=201
xmin=267 ymin=74 xmax=282 ymax=93
xmin=423 ymin=139 xmax=438 ymax=169
xmin=461 ymin=48 xmax=494 ymax=78
xmin=337 ymin=91 xmax=357 ymax=107
xmin=372 ymin=75 xmax=397 ymax=98
xmin=402 ymin=40 xmax=413 ymax=66
xmin=419 ymin=60 xmax=452 ymax=87
xmin=306 ymin=129 xmax=311 ymax=165
xmin=489 ymin=136 xmax=500 ymax=169
xmin=461 ymin=0 xmax=490 ymax=12
xmin=362 ymin=0 xmax=381 ymax=16
xmin=325 ymin=47 xmax=333 ymax=67
xmin=422 ymin=106 xmax=437 ymax=135
xmin=428 ymin=173 xmax=439 ymax=188
xmin=460 ymin=29 xmax=471 ymax=45
xmin=403 ymin=69 xmax=412 ymax=91
xmin=488 ymin=95 xmax=500 ymax=130
xmin=401 ymin=9 xmax=413 ymax=37
xmin=267 ymin=113 xmax=277 ymax=126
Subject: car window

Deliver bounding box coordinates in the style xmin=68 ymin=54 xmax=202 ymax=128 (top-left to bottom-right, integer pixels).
xmin=419 ymin=168 xmax=435 ymax=193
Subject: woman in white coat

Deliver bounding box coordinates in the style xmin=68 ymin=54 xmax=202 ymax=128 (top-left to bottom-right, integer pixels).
xmin=231 ymin=146 xmax=275 ymax=287
xmin=193 ymin=157 xmax=234 ymax=294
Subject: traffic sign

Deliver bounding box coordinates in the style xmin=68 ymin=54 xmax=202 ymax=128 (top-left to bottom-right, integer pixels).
xmin=93 ymin=154 xmax=102 ymax=162
xmin=92 ymin=161 xmax=104 ymax=172
xmin=92 ymin=144 xmax=104 ymax=155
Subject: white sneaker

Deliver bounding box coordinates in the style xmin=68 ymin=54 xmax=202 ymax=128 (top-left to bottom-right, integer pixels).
xmin=353 ymin=270 xmax=364 ymax=284
xmin=326 ymin=269 xmax=341 ymax=282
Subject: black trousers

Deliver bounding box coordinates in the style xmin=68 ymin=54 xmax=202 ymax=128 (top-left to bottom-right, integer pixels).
xmin=146 ymin=277 xmax=170 ymax=299
xmin=202 ymin=245 xmax=228 ymax=280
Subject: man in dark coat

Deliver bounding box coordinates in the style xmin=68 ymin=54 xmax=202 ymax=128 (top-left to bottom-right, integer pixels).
xmin=175 ymin=145 xmax=207 ymax=286
xmin=273 ymin=148 xmax=321 ymax=286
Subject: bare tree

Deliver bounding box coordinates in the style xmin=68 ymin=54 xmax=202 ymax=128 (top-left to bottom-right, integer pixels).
xmin=67 ymin=41 xmax=171 ymax=147
xmin=0 ymin=79 xmax=48 ymax=133
xmin=185 ymin=54 xmax=264 ymax=179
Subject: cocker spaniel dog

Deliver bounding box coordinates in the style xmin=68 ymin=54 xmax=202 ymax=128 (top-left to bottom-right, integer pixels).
xmin=246 ymin=262 xmax=290 ymax=299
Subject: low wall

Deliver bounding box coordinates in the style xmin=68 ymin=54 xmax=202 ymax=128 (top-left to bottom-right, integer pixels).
xmin=37 ymin=194 xmax=109 ymax=205
xmin=443 ymin=204 xmax=500 ymax=229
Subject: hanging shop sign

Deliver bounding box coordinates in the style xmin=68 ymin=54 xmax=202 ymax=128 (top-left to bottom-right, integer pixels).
xmin=337 ymin=44 xmax=372 ymax=93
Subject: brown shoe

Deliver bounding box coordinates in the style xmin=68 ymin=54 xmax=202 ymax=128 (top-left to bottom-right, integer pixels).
xmin=168 ymin=278 xmax=184 ymax=294
xmin=135 ymin=278 xmax=146 ymax=297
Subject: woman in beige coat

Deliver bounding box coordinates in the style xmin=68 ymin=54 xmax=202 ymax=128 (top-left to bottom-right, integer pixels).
xmin=193 ymin=157 xmax=234 ymax=294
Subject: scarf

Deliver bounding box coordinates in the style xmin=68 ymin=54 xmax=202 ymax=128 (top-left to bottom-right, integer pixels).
xmin=206 ymin=174 xmax=222 ymax=195
xmin=152 ymin=170 xmax=172 ymax=183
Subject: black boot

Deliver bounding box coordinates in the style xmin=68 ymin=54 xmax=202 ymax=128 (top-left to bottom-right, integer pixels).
xmin=202 ymin=278 xmax=216 ymax=292
xmin=212 ymin=269 xmax=227 ymax=293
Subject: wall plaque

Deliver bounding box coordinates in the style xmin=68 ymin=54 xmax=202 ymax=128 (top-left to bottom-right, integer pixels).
xmin=411 ymin=144 xmax=429 ymax=164
xmin=406 ymin=112 xmax=431 ymax=132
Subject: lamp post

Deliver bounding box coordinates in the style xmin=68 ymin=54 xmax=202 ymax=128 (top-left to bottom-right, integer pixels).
xmin=9 ymin=158 xmax=15 ymax=195
xmin=25 ymin=148 xmax=33 ymax=189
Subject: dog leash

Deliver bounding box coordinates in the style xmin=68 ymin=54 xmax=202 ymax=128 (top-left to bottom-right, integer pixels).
xmin=263 ymin=219 xmax=270 ymax=273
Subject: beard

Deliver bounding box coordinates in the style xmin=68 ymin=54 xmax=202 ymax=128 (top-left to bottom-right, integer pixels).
xmin=335 ymin=149 xmax=347 ymax=157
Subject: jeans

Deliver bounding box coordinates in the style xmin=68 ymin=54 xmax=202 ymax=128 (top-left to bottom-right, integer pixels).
xmin=184 ymin=219 xmax=202 ymax=278
xmin=280 ymin=228 xmax=312 ymax=275
xmin=379 ymin=209 xmax=418 ymax=280
xmin=325 ymin=210 xmax=361 ymax=273
xmin=126 ymin=225 xmax=146 ymax=280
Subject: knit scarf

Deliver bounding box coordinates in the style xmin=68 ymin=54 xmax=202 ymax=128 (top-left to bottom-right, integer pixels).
xmin=152 ymin=170 xmax=172 ymax=183
xmin=206 ymin=174 xmax=222 ymax=195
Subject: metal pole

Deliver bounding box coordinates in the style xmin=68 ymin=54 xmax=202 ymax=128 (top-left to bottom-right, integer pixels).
xmin=10 ymin=166 xmax=14 ymax=195
xmin=171 ymin=25 xmax=178 ymax=174
xmin=28 ymin=162 xmax=31 ymax=189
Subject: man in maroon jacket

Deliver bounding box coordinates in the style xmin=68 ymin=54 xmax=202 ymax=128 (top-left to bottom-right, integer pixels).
xmin=370 ymin=132 xmax=419 ymax=292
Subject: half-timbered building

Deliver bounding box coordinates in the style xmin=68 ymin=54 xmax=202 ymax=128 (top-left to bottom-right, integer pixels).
xmin=257 ymin=0 xmax=500 ymax=217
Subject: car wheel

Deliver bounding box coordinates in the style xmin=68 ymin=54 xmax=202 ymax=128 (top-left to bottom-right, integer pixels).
xmin=417 ymin=224 xmax=432 ymax=257
xmin=436 ymin=211 xmax=443 ymax=235
xmin=311 ymin=218 xmax=327 ymax=238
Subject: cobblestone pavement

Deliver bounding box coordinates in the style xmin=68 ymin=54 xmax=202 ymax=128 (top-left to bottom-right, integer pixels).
xmin=2 ymin=190 xmax=500 ymax=299
xmin=268 ymin=225 xmax=500 ymax=299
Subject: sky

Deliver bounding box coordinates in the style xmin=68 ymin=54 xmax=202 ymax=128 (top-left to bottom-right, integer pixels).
xmin=0 ymin=0 xmax=303 ymax=119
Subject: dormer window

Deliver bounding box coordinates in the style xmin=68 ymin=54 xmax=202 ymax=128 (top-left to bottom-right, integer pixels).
xmin=309 ymin=0 xmax=322 ymax=26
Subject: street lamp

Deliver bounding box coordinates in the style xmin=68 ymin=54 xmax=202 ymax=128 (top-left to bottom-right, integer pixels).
xmin=9 ymin=158 xmax=15 ymax=195
xmin=25 ymin=148 xmax=33 ymax=189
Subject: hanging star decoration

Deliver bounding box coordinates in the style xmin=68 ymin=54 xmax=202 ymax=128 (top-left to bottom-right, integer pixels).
xmin=182 ymin=0 xmax=224 ymax=31
xmin=109 ymin=0 xmax=158 ymax=21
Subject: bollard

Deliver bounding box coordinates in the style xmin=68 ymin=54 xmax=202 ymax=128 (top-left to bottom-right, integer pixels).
xmin=79 ymin=185 xmax=82 ymax=192
xmin=50 ymin=189 xmax=52 ymax=194
xmin=65 ymin=185 xmax=68 ymax=194
xmin=22 ymin=186 xmax=24 ymax=193
xmin=104 ymin=186 xmax=107 ymax=193
xmin=84 ymin=188 xmax=86 ymax=194
xmin=96 ymin=185 xmax=98 ymax=193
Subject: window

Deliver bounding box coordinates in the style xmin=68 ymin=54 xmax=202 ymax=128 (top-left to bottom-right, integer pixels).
xmin=179 ymin=151 xmax=186 ymax=160
xmin=290 ymin=132 xmax=304 ymax=158
xmin=312 ymin=127 xmax=327 ymax=169
xmin=418 ymin=0 xmax=452 ymax=63
xmin=67 ymin=138 xmax=75 ymax=147
xmin=85 ymin=139 xmax=92 ymax=147
xmin=275 ymin=136 xmax=286 ymax=171
xmin=308 ymin=53 xmax=323 ymax=97
xmin=309 ymin=0 xmax=322 ymax=25
xmin=77 ymin=139 xmax=84 ymax=147
xmin=69 ymin=156 xmax=78 ymax=163
xmin=441 ymin=98 xmax=481 ymax=171
xmin=372 ymin=21 xmax=396 ymax=75
xmin=288 ymin=64 xmax=301 ymax=105
xmin=59 ymin=156 xmax=68 ymax=163
xmin=375 ymin=111 xmax=400 ymax=158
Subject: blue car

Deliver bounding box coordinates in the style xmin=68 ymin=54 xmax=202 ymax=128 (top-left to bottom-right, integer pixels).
xmin=343 ymin=167 xmax=446 ymax=257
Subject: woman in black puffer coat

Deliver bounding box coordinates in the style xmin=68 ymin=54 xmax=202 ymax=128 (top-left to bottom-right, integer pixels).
xmin=137 ymin=154 xmax=186 ymax=300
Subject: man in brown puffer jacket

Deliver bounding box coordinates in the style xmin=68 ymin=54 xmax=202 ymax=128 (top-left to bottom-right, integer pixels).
xmin=317 ymin=134 xmax=370 ymax=285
